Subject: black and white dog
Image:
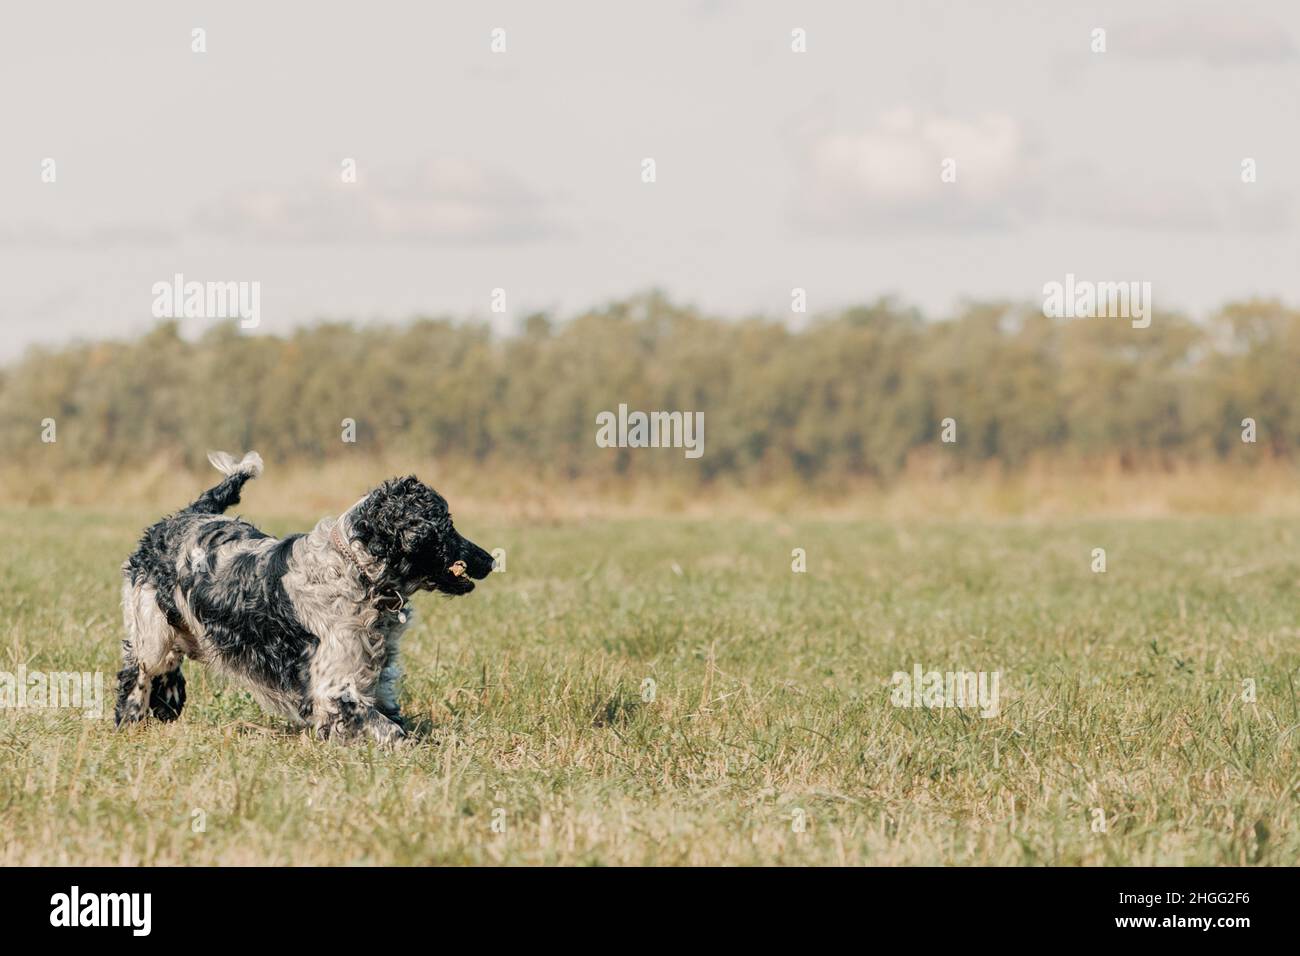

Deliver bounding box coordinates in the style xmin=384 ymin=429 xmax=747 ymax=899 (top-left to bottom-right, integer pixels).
xmin=115 ymin=451 xmax=494 ymax=743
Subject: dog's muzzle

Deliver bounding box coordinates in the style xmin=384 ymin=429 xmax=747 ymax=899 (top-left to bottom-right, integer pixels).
xmin=433 ymin=538 xmax=494 ymax=594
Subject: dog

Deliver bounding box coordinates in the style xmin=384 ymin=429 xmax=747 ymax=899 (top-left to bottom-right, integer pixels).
xmin=114 ymin=451 xmax=494 ymax=743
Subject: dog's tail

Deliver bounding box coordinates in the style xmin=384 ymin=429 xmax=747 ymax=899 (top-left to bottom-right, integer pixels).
xmin=184 ymin=451 xmax=264 ymax=515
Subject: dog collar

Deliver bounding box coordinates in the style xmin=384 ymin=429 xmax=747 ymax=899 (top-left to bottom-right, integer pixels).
xmin=328 ymin=520 xmax=370 ymax=576
xmin=329 ymin=510 xmax=408 ymax=622
xmin=329 ymin=496 xmax=380 ymax=574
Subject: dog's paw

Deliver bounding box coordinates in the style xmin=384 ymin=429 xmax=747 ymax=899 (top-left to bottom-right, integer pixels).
xmin=114 ymin=703 xmax=148 ymax=728
xmin=369 ymin=716 xmax=408 ymax=747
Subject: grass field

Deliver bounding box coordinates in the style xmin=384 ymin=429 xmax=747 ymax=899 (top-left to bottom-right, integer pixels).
xmin=1 ymin=506 xmax=1297 ymax=865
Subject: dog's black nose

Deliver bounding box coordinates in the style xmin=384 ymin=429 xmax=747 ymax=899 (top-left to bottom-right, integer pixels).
xmin=461 ymin=540 xmax=496 ymax=580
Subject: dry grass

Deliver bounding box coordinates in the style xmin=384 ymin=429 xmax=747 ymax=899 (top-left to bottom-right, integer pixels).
xmin=1 ymin=502 xmax=1297 ymax=865
xmin=3 ymin=457 xmax=1300 ymax=521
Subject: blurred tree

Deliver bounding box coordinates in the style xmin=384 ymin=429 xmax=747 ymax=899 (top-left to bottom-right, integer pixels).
xmin=2 ymin=296 xmax=1296 ymax=485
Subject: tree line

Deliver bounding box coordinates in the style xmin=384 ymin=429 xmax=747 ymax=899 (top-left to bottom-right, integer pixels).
xmin=2 ymin=293 xmax=1297 ymax=488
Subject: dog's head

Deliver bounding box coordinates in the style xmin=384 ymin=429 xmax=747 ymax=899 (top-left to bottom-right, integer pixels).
xmin=348 ymin=476 xmax=494 ymax=595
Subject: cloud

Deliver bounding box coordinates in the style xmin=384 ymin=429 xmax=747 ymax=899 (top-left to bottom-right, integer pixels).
xmin=792 ymin=107 xmax=1293 ymax=237
xmin=1048 ymin=162 xmax=1292 ymax=233
xmin=0 ymin=221 xmax=177 ymax=248
xmin=791 ymin=109 xmax=1041 ymax=233
xmin=1120 ymin=10 xmax=1298 ymax=67
xmin=1 ymin=158 xmax=565 ymax=249
xmin=191 ymin=158 xmax=564 ymax=244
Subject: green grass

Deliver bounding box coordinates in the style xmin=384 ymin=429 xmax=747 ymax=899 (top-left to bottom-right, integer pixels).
xmin=1 ymin=507 xmax=1297 ymax=865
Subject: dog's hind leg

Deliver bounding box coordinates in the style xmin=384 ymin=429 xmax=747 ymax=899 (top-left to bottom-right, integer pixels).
xmin=148 ymin=665 xmax=186 ymax=721
xmin=115 ymin=581 xmax=182 ymax=726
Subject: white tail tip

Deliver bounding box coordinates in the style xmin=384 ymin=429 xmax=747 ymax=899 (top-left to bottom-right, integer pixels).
xmin=207 ymin=450 xmax=264 ymax=478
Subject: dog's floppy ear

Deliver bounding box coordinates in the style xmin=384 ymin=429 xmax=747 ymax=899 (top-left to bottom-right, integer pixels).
xmin=392 ymin=477 xmax=440 ymax=552
xmin=349 ymin=476 xmax=449 ymax=570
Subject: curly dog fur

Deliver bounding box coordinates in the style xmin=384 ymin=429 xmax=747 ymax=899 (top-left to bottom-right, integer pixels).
xmin=115 ymin=451 xmax=493 ymax=743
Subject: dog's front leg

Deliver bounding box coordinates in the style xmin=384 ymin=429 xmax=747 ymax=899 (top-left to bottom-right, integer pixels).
xmin=308 ymin=623 xmax=408 ymax=744
xmin=375 ymin=700 xmax=405 ymax=729
xmin=374 ymin=667 xmax=405 ymax=730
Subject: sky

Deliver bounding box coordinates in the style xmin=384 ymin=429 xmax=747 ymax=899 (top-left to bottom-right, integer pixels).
xmin=2 ymin=0 xmax=1298 ymax=357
